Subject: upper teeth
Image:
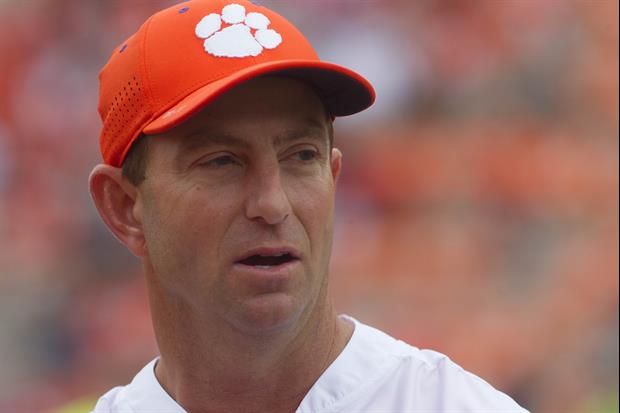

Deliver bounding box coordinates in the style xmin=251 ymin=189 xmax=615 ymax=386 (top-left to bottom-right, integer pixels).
xmin=260 ymin=253 xmax=286 ymax=257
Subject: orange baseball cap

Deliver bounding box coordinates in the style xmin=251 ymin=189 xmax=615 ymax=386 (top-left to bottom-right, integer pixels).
xmin=98 ymin=0 xmax=375 ymax=167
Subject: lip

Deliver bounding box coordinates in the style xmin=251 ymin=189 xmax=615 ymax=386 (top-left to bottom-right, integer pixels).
xmin=234 ymin=246 xmax=302 ymax=263
xmin=232 ymin=258 xmax=301 ymax=276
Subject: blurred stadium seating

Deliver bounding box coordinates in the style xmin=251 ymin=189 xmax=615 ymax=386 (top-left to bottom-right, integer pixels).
xmin=0 ymin=1 xmax=617 ymax=412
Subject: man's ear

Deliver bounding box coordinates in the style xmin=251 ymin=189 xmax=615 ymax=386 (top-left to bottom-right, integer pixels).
xmin=331 ymin=147 xmax=342 ymax=183
xmin=89 ymin=164 xmax=147 ymax=257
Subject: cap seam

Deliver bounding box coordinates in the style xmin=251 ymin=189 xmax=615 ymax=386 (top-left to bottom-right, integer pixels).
xmin=140 ymin=15 xmax=156 ymax=113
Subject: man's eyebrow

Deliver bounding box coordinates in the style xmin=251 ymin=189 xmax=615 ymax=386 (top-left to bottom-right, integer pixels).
xmin=176 ymin=119 xmax=328 ymax=158
xmin=178 ymin=131 xmax=250 ymax=155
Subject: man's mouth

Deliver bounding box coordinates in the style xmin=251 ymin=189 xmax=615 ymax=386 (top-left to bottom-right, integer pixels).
xmin=235 ymin=246 xmax=301 ymax=270
xmin=237 ymin=252 xmax=297 ymax=268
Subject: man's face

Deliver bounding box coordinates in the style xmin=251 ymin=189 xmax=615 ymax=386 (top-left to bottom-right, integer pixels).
xmin=134 ymin=76 xmax=341 ymax=335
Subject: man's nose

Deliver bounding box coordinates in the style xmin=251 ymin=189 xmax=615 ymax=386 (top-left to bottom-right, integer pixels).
xmin=245 ymin=166 xmax=291 ymax=225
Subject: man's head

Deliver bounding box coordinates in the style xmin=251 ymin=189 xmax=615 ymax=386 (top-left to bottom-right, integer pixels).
xmin=92 ymin=75 xmax=340 ymax=333
xmin=89 ymin=0 xmax=373 ymax=334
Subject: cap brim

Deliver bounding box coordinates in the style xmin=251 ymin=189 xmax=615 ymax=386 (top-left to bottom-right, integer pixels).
xmin=142 ymin=59 xmax=375 ymax=135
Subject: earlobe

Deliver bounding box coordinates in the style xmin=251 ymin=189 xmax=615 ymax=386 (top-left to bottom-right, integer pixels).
xmin=89 ymin=164 xmax=147 ymax=257
xmin=331 ymin=148 xmax=342 ymax=182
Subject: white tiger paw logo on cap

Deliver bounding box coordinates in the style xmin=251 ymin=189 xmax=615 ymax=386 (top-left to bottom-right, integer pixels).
xmin=195 ymin=3 xmax=282 ymax=58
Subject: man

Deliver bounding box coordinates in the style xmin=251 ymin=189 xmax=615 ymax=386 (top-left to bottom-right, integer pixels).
xmin=89 ymin=1 xmax=528 ymax=412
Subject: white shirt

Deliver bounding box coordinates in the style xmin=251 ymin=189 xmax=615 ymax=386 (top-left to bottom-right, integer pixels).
xmin=92 ymin=315 xmax=528 ymax=412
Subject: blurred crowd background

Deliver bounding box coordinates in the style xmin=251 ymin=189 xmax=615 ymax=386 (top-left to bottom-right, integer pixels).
xmin=0 ymin=0 xmax=617 ymax=412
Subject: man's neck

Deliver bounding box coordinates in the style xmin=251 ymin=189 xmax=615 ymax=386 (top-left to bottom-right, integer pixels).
xmin=149 ymin=290 xmax=353 ymax=413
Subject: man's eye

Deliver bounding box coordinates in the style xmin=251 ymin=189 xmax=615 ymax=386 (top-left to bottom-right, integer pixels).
xmin=202 ymin=155 xmax=236 ymax=167
xmin=295 ymin=149 xmax=318 ymax=161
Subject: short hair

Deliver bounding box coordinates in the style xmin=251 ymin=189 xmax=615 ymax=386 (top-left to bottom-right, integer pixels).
xmin=122 ymin=134 xmax=150 ymax=186
xmin=122 ymin=119 xmax=334 ymax=186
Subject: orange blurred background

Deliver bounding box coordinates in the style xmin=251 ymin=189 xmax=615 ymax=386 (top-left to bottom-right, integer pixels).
xmin=0 ymin=1 xmax=617 ymax=412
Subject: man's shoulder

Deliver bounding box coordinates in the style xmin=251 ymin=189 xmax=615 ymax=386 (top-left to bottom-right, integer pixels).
xmin=380 ymin=346 xmax=529 ymax=412
xmin=342 ymin=316 xmax=472 ymax=374
xmin=332 ymin=316 xmax=529 ymax=412
xmin=90 ymin=386 xmax=126 ymax=413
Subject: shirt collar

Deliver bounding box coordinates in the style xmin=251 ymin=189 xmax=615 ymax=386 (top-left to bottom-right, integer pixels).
xmin=125 ymin=358 xmax=185 ymax=412
xmin=296 ymin=314 xmax=402 ymax=412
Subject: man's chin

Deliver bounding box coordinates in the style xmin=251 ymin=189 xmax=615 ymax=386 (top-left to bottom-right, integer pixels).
xmin=230 ymin=293 xmax=304 ymax=337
